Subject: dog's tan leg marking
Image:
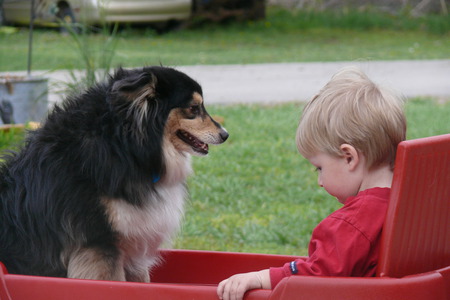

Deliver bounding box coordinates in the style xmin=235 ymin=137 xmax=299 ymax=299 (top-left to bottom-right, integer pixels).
xmin=67 ymin=248 xmax=126 ymax=281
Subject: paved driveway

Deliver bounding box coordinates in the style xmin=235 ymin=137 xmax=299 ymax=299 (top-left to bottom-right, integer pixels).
xmin=2 ymin=59 xmax=449 ymax=105
xmin=177 ymin=60 xmax=450 ymax=104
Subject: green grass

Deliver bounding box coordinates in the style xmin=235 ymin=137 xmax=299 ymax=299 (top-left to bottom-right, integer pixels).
xmin=0 ymin=128 xmax=26 ymax=152
xmin=0 ymin=8 xmax=449 ymax=71
xmin=0 ymin=98 xmax=449 ymax=255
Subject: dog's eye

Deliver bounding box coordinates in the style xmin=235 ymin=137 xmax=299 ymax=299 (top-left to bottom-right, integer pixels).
xmin=190 ymin=105 xmax=200 ymax=115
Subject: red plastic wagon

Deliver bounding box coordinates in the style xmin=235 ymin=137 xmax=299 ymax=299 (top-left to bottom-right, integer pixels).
xmin=1 ymin=134 xmax=449 ymax=300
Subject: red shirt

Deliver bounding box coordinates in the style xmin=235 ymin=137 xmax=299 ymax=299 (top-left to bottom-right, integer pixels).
xmin=270 ymin=188 xmax=390 ymax=288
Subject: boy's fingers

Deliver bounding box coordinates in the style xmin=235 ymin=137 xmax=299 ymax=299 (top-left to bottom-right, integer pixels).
xmin=224 ymin=279 xmax=243 ymax=300
xmin=218 ymin=279 xmax=237 ymax=300
xmin=228 ymin=281 xmax=242 ymax=300
xmin=234 ymin=282 xmax=247 ymax=300
xmin=217 ymin=279 xmax=227 ymax=299
xmin=223 ymin=280 xmax=236 ymax=300
xmin=217 ymin=274 xmax=253 ymax=300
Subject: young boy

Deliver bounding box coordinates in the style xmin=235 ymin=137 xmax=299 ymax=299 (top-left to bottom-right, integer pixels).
xmin=217 ymin=67 xmax=407 ymax=300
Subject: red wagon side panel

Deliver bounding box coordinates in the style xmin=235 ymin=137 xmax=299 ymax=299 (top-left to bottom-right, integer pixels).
xmin=2 ymin=259 xmax=449 ymax=300
xmin=152 ymin=249 xmax=298 ymax=284
xmin=269 ymin=270 xmax=448 ymax=300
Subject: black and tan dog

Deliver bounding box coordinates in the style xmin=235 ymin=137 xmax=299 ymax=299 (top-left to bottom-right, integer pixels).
xmin=0 ymin=66 xmax=228 ymax=282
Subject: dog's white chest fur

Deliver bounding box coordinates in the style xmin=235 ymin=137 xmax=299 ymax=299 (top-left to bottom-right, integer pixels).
xmin=103 ymin=184 xmax=186 ymax=275
xmin=103 ymin=144 xmax=192 ymax=275
xmin=105 ymin=184 xmax=186 ymax=244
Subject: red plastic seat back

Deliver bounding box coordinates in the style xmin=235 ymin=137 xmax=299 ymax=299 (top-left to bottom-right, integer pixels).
xmin=377 ymin=134 xmax=450 ymax=278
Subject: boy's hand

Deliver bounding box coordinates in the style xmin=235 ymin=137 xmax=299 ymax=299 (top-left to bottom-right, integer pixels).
xmin=217 ymin=269 xmax=270 ymax=300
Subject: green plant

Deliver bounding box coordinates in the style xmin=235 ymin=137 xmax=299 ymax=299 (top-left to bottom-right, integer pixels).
xmin=55 ymin=22 xmax=119 ymax=97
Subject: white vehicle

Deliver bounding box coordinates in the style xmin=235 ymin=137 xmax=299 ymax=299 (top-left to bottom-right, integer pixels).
xmin=2 ymin=0 xmax=192 ymax=27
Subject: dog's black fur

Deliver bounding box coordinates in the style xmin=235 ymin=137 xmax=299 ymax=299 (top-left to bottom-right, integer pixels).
xmin=0 ymin=66 xmax=228 ymax=281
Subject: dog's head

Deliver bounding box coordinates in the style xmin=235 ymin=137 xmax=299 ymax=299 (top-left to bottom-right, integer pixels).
xmin=109 ymin=67 xmax=228 ymax=157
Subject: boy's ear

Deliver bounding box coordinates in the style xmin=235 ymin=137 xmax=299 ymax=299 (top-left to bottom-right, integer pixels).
xmin=340 ymin=144 xmax=360 ymax=171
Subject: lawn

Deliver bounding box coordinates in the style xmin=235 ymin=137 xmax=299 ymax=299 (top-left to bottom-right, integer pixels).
xmin=0 ymin=8 xmax=449 ymax=71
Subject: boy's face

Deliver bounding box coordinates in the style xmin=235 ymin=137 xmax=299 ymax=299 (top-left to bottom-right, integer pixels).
xmin=307 ymin=152 xmax=363 ymax=204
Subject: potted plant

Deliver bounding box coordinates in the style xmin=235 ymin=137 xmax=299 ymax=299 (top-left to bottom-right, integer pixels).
xmin=0 ymin=0 xmax=48 ymax=128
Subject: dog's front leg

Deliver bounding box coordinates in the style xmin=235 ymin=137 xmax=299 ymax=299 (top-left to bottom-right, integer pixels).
xmin=67 ymin=247 xmax=126 ymax=281
xmin=125 ymin=264 xmax=150 ymax=282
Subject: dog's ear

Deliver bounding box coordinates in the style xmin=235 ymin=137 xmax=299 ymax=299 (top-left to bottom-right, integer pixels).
xmin=110 ymin=70 xmax=161 ymax=142
xmin=111 ymin=71 xmax=157 ymax=103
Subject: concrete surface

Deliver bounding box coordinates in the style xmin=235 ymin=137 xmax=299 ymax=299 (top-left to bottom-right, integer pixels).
xmin=177 ymin=60 xmax=450 ymax=104
xmin=2 ymin=59 xmax=449 ymax=105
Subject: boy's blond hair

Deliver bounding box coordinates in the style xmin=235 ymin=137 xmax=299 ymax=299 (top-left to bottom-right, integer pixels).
xmin=296 ymin=67 xmax=406 ymax=169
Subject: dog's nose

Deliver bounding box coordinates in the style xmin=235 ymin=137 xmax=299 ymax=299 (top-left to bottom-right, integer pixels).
xmin=220 ymin=128 xmax=229 ymax=142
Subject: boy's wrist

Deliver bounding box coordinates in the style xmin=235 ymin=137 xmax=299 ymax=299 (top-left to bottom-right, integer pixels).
xmin=256 ymin=269 xmax=271 ymax=289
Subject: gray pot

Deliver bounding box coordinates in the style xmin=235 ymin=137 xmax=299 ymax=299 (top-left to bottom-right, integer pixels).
xmin=0 ymin=75 xmax=49 ymax=124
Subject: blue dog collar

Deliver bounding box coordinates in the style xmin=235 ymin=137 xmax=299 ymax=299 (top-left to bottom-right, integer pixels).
xmin=152 ymin=174 xmax=160 ymax=183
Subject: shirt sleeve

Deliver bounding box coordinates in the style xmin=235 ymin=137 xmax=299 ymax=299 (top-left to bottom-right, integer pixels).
xmin=269 ymin=216 xmax=372 ymax=288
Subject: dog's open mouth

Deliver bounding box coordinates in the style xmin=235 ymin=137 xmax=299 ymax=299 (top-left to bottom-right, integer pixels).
xmin=177 ymin=130 xmax=209 ymax=155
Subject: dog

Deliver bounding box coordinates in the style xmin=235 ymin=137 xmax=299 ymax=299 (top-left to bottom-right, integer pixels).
xmin=0 ymin=66 xmax=228 ymax=282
